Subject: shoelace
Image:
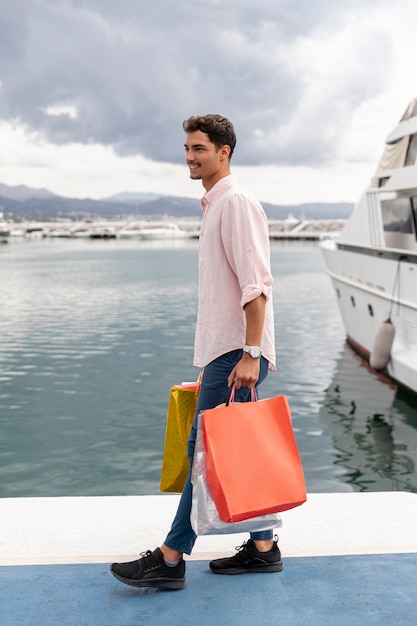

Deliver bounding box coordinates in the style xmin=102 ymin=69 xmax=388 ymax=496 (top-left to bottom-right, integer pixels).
xmin=139 ymin=549 xmax=161 ymax=570
xmin=233 ymin=542 xmax=252 ymax=562
xmin=234 ymin=536 xmax=278 ymax=562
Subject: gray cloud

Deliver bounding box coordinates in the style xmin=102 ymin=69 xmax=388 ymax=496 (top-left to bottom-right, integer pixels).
xmin=0 ymin=0 xmax=393 ymax=166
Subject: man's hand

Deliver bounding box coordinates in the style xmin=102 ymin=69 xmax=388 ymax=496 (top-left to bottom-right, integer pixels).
xmin=228 ymin=353 xmax=260 ymax=389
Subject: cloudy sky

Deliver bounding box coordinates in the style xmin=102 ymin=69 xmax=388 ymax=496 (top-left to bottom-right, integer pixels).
xmin=0 ymin=0 xmax=416 ymax=205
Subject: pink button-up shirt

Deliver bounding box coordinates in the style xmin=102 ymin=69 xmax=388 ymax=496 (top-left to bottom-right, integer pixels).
xmin=193 ymin=175 xmax=276 ymax=371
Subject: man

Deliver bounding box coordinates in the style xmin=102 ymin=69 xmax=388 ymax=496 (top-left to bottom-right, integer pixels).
xmin=110 ymin=114 xmax=281 ymax=590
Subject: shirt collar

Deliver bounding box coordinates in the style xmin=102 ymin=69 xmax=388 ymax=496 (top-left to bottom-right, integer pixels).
xmin=200 ymin=175 xmax=235 ymax=213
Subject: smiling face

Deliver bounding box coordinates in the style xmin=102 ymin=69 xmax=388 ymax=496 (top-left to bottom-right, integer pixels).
xmin=184 ymin=130 xmax=231 ymax=191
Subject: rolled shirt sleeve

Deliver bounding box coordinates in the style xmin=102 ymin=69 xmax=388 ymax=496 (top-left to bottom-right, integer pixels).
xmin=220 ymin=191 xmax=273 ymax=309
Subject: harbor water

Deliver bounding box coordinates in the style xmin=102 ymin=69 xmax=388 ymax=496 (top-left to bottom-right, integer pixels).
xmin=1 ymin=238 xmax=417 ymax=498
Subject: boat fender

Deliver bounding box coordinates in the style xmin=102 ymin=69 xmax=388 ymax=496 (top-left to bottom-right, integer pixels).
xmin=369 ymin=318 xmax=395 ymax=370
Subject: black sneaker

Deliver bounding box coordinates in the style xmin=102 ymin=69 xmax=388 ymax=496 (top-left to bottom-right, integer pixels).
xmin=209 ymin=538 xmax=283 ymax=575
xmin=110 ymin=548 xmax=186 ymax=590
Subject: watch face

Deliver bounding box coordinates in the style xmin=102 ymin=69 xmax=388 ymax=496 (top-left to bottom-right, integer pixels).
xmin=245 ymin=346 xmax=261 ymax=358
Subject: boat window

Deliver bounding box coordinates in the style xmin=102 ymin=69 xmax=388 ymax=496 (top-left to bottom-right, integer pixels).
xmin=400 ymin=98 xmax=417 ymax=121
xmin=381 ymin=197 xmax=413 ymax=233
xmin=350 ymin=296 xmax=355 ymax=307
xmin=412 ymin=197 xmax=417 ymax=235
xmin=375 ymin=136 xmax=408 ymax=172
xmin=405 ymin=134 xmax=417 ymax=166
xmin=368 ymin=304 xmax=374 ymax=317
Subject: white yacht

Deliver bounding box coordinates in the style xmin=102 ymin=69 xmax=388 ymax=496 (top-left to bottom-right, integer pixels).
xmin=137 ymin=222 xmax=190 ymax=240
xmin=0 ymin=211 xmax=10 ymax=242
xmin=320 ymin=98 xmax=417 ymax=395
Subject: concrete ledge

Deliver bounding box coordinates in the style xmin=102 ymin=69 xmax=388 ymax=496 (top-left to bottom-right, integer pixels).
xmin=1 ymin=492 xmax=417 ymax=566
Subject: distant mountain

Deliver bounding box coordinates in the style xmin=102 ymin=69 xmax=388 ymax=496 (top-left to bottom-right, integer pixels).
xmin=0 ymin=182 xmax=57 ymax=201
xmin=137 ymin=195 xmax=202 ymax=217
xmin=262 ymin=201 xmax=353 ymax=220
xmin=0 ymin=181 xmax=354 ymax=221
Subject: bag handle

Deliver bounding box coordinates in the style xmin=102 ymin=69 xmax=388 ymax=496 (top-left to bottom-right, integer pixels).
xmin=225 ymin=385 xmax=258 ymax=405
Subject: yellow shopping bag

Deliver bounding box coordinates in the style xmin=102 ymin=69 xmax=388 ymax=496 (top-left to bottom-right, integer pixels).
xmin=159 ymin=378 xmax=201 ymax=493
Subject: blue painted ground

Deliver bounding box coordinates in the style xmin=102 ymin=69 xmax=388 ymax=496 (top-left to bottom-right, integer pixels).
xmin=1 ymin=554 xmax=417 ymax=626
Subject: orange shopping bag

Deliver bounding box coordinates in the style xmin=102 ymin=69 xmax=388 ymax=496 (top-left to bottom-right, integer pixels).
xmin=201 ymin=393 xmax=306 ymax=523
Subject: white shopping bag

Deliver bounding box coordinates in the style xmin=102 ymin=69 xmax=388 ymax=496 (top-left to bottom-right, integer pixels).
xmin=190 ymin=414 xmax=282 ymax=536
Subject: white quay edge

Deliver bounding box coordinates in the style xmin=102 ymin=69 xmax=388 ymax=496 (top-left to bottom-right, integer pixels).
xmin=1 ymin=492 xmax=416 ymax=566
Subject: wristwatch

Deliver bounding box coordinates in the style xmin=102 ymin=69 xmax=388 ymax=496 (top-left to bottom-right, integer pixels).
xmin=243 ymin=345 xmax=262 ymax=359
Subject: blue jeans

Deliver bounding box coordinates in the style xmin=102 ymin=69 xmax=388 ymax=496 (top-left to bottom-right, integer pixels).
xmin=164 ymin=350 xmax=274 ymax=555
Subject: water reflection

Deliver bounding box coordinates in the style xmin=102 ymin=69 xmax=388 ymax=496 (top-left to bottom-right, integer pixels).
xmin=2 ymin=239 xmax=416 ymax=498
xmin=319 ymin=343 xmax=417 ymax=493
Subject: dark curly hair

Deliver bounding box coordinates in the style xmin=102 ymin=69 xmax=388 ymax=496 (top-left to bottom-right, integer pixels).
xmin=183 ymin=114 xmax=236 ymax=159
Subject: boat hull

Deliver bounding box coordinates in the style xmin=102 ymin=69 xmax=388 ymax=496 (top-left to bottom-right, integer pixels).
xmin=320 ymin=239 xmax=417 ymax=394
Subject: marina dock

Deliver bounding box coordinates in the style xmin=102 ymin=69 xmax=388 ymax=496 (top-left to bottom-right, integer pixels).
xmin=0 ymin=218 xmax=346 ymax=242
xmin=1 ymin=492 xmax=417 ymax=625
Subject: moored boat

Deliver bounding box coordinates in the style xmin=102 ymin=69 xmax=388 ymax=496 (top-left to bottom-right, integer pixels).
xmin=320 ymin=98 xmax=417 ymax=395
xmin=0 ymin=212 xmax=10 ymax=243
xmin=89 ymin=227 xmax=117 ymax=239
xmin=117 ymin=221 xmax=144 ymax=239
xmin=136 ymin=222 xmax=190 ymax=240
